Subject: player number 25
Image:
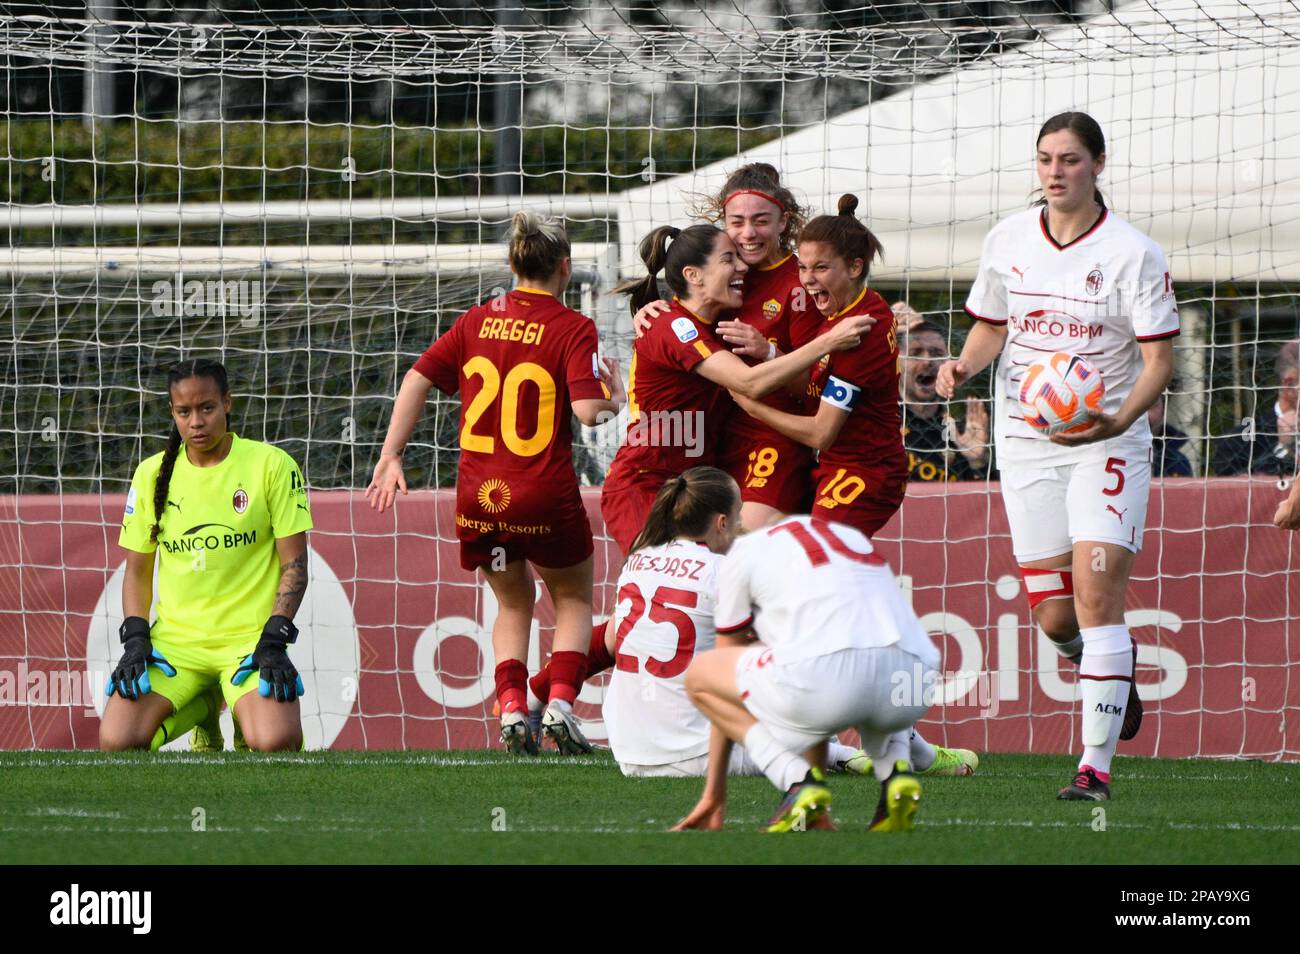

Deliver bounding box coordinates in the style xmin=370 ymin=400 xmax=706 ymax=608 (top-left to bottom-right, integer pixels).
xmin=613 ymin=583 xmax=698 ymax=679
xmin=460 ymin=356 xmax=557 ymax=457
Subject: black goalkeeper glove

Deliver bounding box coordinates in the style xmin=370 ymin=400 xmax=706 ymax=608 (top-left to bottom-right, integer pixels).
xmin=232 ymin=616 xmax=305 ymax=703
xmin=105 ymin=616 xmax=176 ymax=700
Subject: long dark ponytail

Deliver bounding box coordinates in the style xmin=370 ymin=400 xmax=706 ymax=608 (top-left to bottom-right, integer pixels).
xmin=149 ymin=358 xmax=231 ymax=544
xmin=612 ymin=224 xmax=724 ymax=316
xmin=628 ymin=466 xmax=740 ymax=554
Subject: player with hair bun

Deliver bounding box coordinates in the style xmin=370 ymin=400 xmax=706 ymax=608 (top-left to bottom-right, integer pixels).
xmin=368 ymin=210 xmax=626 ymax=757
xmin=103 ymin=358 xmax=312 ymax=753
xmin=937 ymin=111 xmax=1179 ymax=801
xmin=731 ymin=194 xmax=909 ymax=539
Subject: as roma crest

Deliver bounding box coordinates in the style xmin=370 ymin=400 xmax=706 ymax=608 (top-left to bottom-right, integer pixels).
xmin=762 ymin=298 xmax=782 ymax=319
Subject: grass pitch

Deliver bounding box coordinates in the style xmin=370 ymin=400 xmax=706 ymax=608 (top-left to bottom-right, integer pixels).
xmin=2 ymin=751 xmax=1296 ymax=864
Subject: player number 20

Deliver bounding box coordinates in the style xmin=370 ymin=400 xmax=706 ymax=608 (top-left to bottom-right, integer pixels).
xmin=460 ymin=357 xmax=557 ymax=457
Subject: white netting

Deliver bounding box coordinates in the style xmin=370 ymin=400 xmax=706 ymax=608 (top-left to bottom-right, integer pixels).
xmin=1 ymin=0 xmax=1296 ymax=756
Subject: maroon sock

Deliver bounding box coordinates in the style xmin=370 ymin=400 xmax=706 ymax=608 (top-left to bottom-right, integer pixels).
xmin=547 ymin=650 xmax=588 ymax=706
xmin=587 ymin=620 xmax=615 ymax=676
xmin=494 ymin=659 xmax=528 ymax=715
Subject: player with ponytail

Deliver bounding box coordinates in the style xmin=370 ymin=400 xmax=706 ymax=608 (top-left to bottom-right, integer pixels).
xmin=635 ymin=164 xmax=825 ymax=528
xmin=602 ymin=222 xmax=873 ymax=556
xmin=103 ymin=358 xmax=312 ymax=753
xmin=368 ymin=210 xmax=626 ymax=757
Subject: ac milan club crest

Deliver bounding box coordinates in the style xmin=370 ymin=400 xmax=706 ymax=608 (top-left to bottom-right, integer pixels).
xmin=232 ymin=488 xmax=249 ymax=514
xmin=1085 ymin=266 xmax=1104 ymax=296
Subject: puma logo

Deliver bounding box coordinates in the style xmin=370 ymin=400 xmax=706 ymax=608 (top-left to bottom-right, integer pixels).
xmin=1011 ymin=265 xmax=1028 ymax=283
xmin=166 ymin=500 xmax=182 ymax=513
xmin=1106 ymin=504 xmax=1127 ymax=523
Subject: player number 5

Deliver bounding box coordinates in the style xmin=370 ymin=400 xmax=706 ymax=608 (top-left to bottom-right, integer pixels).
xmin=1102 ymin=457 xmax=1126 ymax=497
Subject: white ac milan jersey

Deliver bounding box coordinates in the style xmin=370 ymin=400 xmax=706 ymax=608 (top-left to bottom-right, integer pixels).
xmin=602 ymin=538 xmax=722 ymax=767
xmin=713 ymin=516 xmax=936 ymax=664
xmin=964 ymin=207 xmax=1180 ymax=466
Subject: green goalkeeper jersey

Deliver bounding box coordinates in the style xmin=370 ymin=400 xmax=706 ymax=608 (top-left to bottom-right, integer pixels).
xmin=119 ymin=434 xmax=313 ymax=652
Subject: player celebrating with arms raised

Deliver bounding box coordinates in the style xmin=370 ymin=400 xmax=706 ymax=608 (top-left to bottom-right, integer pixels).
xmin=368 ymin=211 xmax=625 ymax=756
xmin=937 ymin=111 xmax=1179 ymax=800
xmin=102 ymin=358 xmax=312 ymax=753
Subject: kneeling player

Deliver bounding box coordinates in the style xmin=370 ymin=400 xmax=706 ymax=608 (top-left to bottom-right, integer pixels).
xmin=674 ymin=515 xmax=942 ymax=832
xmin=102 ymin=359 xmax=311 ymax=753
xmin=602 ymin=467 xmax=869 ymax=777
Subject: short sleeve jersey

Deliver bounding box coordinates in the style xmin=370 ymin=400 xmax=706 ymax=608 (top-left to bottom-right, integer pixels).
xmin=413 ymin=288 xmax=606 ymax=503
xmin=964 ymin=207 xmax=1180 ymax=466
xmin=731 ymin=255 xmax=824 ymax=424
xmin=618 ymin=299 xmax=730 ymax=477
xmin=808 ymin=288 xmax=906 ymax=472
xmin=713 ymin=515 xmax=937 ymax=664
xmin=602 ymin=539 xmax=723 ymax=766
xmin=119 ymin=434 xmax=313 ymax=651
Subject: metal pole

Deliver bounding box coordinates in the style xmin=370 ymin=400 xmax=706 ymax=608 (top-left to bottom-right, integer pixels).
xmin=494 ymin=0 xmax=523 ymax=200
xmin=83 ymin=0 xmax=115 ymax=128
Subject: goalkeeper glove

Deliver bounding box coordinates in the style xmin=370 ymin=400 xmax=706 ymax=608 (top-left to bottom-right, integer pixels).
xmin=232 ymin=616 xmax=306 ymax=703
xmin=105 ymin=616 xmax=176 ymax=700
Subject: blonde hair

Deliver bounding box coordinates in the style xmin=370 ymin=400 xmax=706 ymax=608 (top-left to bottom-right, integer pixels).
xmin=508 ymin=210 xmax=571 ymax=280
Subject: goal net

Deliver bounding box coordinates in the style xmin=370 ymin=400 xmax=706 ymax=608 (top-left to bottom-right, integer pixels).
xmin=1 ymin=0 xmax=1296 ymax=757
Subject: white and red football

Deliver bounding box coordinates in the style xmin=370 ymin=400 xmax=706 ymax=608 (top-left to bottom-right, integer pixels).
xmin=1017 ymin=352 xmax=1105 ymax=436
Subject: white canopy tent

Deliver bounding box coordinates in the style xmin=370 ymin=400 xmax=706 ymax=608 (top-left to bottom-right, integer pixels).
xmin=613 ymin=0 xmax=1300 ymax=290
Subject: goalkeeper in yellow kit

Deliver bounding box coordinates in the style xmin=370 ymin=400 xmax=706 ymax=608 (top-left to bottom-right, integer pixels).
xmin=99 ymin=358 xmax=313 ymax=752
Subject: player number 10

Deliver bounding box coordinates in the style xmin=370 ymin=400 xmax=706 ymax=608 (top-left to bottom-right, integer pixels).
xmin=460 ymin=357 xmax=557 ymax=457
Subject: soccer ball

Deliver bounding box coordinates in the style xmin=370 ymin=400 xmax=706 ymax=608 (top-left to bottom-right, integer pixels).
xmin=1017 ymin=352 xmax=1105 ymax=436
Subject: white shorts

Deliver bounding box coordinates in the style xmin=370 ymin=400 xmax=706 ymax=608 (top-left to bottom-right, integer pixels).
xmin=618 ymin=745 xmax=762 ymax=779
xmin=999 ymin=445 xmax=1152 ymax=562
xmin=734 ymin=644 xmax=935 ymax=754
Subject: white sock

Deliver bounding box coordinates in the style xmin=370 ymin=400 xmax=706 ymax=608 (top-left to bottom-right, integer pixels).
xmin=1049 ymin=627 xmax=1084 ymax=661
xmin=1078 ymin=624 xmax=1133 ymax=776
xmin=525 ymin=684 xmax=544 ymax=714
xmin=874 ymin=730 xmax=912 ymax=782
xmin=909 ymin=728 xmax=937 ymax=772
xmin=826 ymin=740 xmax=859 ymax=769
xmin=744 ymin=723 xmax=811 ymax=791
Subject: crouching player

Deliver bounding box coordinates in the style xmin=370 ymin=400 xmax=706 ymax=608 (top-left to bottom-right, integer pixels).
xmin=102 ymin=358 xmax=311 ymax=753
xmin=674 ymin=514 xmax=941 ymax=832
xmin=603 ymin=466 xmax=869 ymax=777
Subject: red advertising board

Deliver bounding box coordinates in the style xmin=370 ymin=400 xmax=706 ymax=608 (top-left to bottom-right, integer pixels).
xmin=2 ymin=480 xmax=1296 ymax=759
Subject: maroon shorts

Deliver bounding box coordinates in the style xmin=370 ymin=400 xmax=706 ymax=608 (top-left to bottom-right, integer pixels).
xmin=717 ymin=429 xmax=815 ymax=514
xmin=600 ymin=465 xmax=668 ymax=558
xmin=456 ymin=493 xmax=594 ymax=572
xmin=809 ymin=461 xmax=907 ymax=538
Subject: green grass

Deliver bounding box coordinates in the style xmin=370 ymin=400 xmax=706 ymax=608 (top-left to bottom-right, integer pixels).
xmin=2 ymin=751 xmax=1296 ymax=864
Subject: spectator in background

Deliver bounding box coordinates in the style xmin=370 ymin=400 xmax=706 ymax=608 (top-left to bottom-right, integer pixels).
xmin=1213 ymin=340 xmax=1298 ymax=477
xmin=896 ymin=309 xmax=989 ymax=481
xmin=1148 ymin=392 xmax=1192 ymax=477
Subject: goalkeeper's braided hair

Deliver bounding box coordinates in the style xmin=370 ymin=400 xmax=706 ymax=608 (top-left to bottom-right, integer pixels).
xmin=150 ymin=358 xmax=231 ymax=545
xmin=629 ymin=466 xmax=740 ymax=554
